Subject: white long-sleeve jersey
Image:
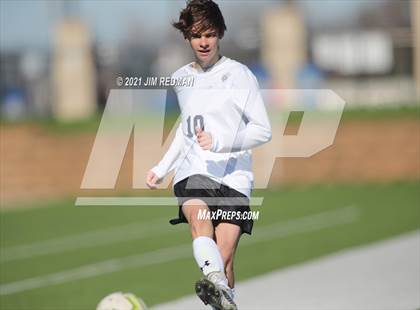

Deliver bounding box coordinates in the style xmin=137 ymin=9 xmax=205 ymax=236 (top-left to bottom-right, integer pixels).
xmin=151 ymin=56 xmax=271 ymax=197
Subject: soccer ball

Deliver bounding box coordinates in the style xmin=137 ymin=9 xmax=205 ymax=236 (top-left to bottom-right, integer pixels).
xmin=96 ymin=292 xmax=147 ymax=310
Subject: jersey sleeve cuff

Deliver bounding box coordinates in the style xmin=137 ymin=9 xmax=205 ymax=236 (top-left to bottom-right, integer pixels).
xmin=151 ymin=165 xmax=165 ymax=179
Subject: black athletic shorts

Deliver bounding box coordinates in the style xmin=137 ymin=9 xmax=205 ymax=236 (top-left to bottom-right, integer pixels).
xmin=171 ymin=174 xmax=253 ymax=235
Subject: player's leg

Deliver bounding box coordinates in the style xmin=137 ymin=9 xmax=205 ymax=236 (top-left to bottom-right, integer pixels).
xmin=182 ymin=198 xmax=213 ymax=239
xmin=182 ymin=199 xmax=226 ymax=276
xmin=214 ymin=222 xmax=241 ymax=289
xmin=183 ymin=200 xmax=236 ymax=309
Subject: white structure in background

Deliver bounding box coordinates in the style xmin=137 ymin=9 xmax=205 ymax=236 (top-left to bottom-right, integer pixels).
xmin=52 ymin=20 xmax=97 ymax=121
xmin=312 ymin=31 xmax=393 ymax=75
xmin=312 ymin=30 xmax=417 ymax=106
xmin=261 ymin=4 xmax=306 ymax=89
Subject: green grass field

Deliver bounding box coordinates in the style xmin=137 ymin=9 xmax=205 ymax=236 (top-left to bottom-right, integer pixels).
xmin=0 ymin=181 xmax=418 ymax=310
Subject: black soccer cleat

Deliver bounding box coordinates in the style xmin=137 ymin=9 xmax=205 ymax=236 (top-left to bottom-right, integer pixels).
xmin=195 ymin=277 xmax=236 ymax=310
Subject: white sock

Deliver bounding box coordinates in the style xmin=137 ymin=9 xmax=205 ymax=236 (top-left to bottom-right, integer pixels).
xmin=230 ymin=287 xmax=235 ymax=300
xmin=192 ymin=236 xmax=225 ymax=276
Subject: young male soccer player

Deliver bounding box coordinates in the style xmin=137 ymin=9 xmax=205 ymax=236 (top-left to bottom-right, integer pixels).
xmin=146 ymin=1 xmax=271 ymax=309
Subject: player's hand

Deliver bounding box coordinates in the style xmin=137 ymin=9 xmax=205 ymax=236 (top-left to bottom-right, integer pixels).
xmin=146 ymin=170 xmax=162 ymax=189
xmin=195 ymin=127 xmax=213 ymax=150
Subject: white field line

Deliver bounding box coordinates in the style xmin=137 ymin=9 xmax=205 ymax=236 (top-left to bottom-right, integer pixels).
xmin=75 ymin=197 xmax=264 ymax=206
xmin=0 ymin=206 xmax=359 ymax=296
xmin=244 ymin=206 xmax=359 ymax=246
xmin=0 ymin=204 xmax=354 ymax=263
xmin=0 ymin=244 xmax=192 ymax=296
xmin=0 ymin=217 xmax=186 ymax=263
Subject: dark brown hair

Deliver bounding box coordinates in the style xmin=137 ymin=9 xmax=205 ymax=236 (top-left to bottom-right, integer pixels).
xmin=172 ymin=0 xmax=227 ymax=39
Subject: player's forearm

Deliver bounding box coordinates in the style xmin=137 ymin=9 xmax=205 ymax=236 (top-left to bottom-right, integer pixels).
xmin=151 ymin=150 xmax=180 ymax=179
xmin=211 ymin=122 xmax=272 ymax=153
xmin=151 ymin=124 xmax=183 ymax=178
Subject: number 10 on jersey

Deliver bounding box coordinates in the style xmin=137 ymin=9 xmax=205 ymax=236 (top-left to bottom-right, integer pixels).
xmin=186 ymin=115 xmax=204 ymax=138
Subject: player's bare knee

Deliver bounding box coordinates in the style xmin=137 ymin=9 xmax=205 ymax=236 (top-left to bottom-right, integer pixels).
xmin=190 ymin=217 xmax=212 ymax=236
xmin=183 ymin=200 xmax=206 ymax=221
xmin=184 ymin=203 xmax=213 ymax=238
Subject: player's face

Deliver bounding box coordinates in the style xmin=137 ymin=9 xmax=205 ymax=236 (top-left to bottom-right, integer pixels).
xmin=188 ymin=29 xmax=219 ymax=68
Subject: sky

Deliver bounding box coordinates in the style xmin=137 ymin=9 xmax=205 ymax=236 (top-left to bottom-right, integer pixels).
xmin=0 ymin=0 xmax=379 ymax=52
